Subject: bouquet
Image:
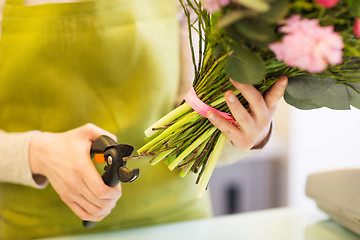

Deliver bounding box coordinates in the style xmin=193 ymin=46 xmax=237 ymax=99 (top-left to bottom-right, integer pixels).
xmin=137 ymin=0 xmax=360 ymax=198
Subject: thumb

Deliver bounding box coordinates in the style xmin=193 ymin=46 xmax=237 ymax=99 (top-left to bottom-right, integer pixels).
xmin=79 ymin=123 xmax=117 ymax=142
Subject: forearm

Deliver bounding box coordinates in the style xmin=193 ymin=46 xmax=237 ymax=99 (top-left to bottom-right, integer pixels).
xmin=0 ymin=130 xmax=48 ymax=188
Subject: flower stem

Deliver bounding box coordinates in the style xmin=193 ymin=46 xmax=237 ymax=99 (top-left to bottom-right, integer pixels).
xmin=168 ymin=127 xmax=217 ymax=170
xmin=144 ymin=103 xmax=192 ymax=137
xmin=150 ymin=148 xmax=176 ymax=166
xmin=196 ymin=133 xmax=227 ymax=199
xmin=138 ymin=111 xmax=199 ymax=154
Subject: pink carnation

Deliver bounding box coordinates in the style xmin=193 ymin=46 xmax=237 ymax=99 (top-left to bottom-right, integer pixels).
xmin=202 ymin=0 xmax=231 ymax=14
xmin=269 ymin=15 xmax=344 ymax=73
xmin=354 ymin=18 xmax=360 ymax=37
xmin=313 ymin=0 xmax=340 ymax=8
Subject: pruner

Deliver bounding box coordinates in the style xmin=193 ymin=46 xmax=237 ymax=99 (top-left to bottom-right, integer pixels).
xmin=83 ymin=135 xmax=140 ymax=228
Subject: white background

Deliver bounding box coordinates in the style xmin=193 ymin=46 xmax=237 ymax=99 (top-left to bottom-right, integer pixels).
xmin=287 ymin=107 xmax=360 ymax=207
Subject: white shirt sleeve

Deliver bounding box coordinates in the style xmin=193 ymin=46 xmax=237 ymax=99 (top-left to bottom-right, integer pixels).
xmin=0 ymin=130 xmax=48 ymax=188
xmin=216 ymin=139 xmax=258 ymax=166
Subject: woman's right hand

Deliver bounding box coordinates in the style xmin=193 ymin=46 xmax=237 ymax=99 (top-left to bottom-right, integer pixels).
xmin=29 ymin=123 xmax=122 ymax=222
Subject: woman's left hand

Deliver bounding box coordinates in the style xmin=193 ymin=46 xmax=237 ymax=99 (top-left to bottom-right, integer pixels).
xmin=206 ymin=76 xmax=288 ymax=150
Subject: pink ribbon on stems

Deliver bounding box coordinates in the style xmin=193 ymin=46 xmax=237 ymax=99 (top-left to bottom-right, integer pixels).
xmin=185 ymin=87 xmax=237 ymax=125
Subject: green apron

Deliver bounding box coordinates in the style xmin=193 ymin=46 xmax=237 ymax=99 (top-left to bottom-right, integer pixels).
xmin=0 ymin=0 xmax=212 ymax=239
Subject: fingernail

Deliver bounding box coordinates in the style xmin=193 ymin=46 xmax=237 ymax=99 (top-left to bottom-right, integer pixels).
xmin=280 ymin=76 xmax=288 ymax=86
xmin=207 ymin=112 xmax=216 ymax=121
xmin=227 ymin=93 xmax=236 ymax=104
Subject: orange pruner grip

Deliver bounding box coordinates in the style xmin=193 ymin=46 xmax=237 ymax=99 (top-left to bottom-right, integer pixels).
xmin=94 ymin=154 xmax=106 ymax=163
xmin=83 ymin=135 xmax=139 ymax=229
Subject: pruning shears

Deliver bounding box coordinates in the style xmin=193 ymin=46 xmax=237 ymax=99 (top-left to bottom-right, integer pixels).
xmin=83 ymin=135 xmax=140 ymax=228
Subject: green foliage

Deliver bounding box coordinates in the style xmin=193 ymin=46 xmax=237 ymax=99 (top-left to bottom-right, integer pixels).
xmin=344 ymin=0 xmax=360 ymax=17
xmin=286 ymin=75 xmax=336 ymax=99
xmin=235 ymin=20 xmax=276 ymax=46
xmin=233 ymin=0 xmax=270 ymax=12
xmin=139 ymin=0 xmax=360 ymax=195
xmin=225 ymin=45 xmax=265 ymax=84
xmin=285 ymin=75 xmax=360 ymax=110
xmin=259 ymin=0 xmax=290 ymax=23
xmin=346 ymin=82 xmax=360 ymax=108
xmin=284 ymin=91 xmax=321 ymax=109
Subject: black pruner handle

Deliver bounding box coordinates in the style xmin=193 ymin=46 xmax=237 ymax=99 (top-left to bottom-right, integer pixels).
xmin=83 ymin=135 xmax=139 ymax=228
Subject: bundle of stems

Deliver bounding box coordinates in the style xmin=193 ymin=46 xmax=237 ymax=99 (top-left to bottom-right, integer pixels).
xmin=137 ymin=1 xmax=285 ymax=195
xmin=137 ymin=0 xmax=360 ymax=198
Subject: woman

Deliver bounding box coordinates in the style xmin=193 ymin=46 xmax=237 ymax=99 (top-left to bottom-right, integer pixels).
xmin=0 ymin=0 xmax=287 ymax=239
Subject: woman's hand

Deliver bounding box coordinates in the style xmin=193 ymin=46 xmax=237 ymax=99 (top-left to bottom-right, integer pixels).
xmin=207 ymin=76 xmax=288 ymax=149
xmin=29 ymin=123 xmax=122 ymax=222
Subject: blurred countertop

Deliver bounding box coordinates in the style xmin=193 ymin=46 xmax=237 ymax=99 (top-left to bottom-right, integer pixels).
xmin=40 ymin=206 xmax=360 ymax=240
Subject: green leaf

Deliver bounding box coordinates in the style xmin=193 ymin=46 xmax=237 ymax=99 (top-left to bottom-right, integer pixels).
xmin=346 ymin=82 xmax=360 ymax=92
xmin=224 ymin=25 xmax=243 ymax=42
xmin=284 ymin=91 xmax=321 ymax=110
xmin=213 ymin=43 xmax=226 ymax=59
xmin=235 ymin=20 xmax=276 ymax=43
xmin=286 ymin=75 xmax=336 ymax=99
xmin=225 ymin=45 xmax=265 ymax=84
xmin=285 ymin=83 xmax=354 ymax=110
xmin=234 ymin=0 xmax=270 ymax=13
xmin=310 ymin=84 xmax=351 ymax=110
xmin=345 ymin=83 xmax=360 ymax=109
xmin=259 ymin=0 xmax=289 ymax=23
xmin=216 ymin=10 xmax=246 ymax=30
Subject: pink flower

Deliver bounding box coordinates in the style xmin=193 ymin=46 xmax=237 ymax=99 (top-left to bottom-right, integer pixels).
xmin=269 ymin=15 xmax=344 ymax=73
xmin=202 ymin=0 xmax=231 ymax=14
xmin=313 ymin=0 xmax=340 ymax=8
xmin=354 ymin=18 xmax=360 ymax=37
